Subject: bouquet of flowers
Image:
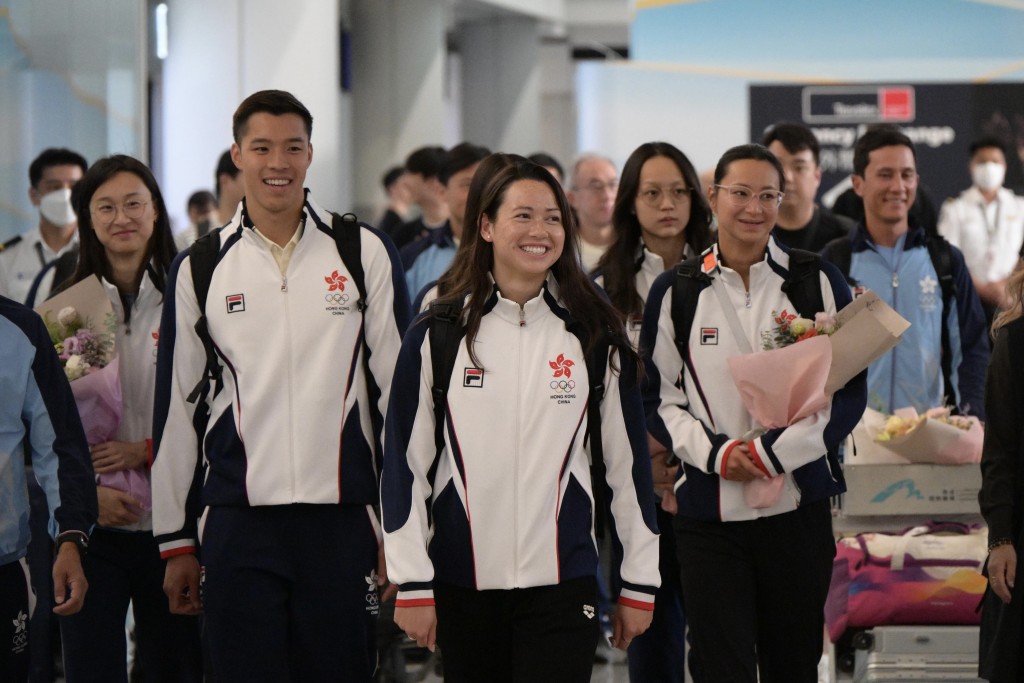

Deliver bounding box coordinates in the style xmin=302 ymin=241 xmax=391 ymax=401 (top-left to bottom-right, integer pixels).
xmin=36 ymin=276 xmax=150 ymax=512
xmin=727 ymin=291 xmax=910 ymax=508
xmin=873 ymin=406 xmax=982 ymax=465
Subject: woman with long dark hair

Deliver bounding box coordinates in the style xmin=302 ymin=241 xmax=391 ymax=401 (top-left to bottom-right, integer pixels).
xmin=381 ymin=153 xmax=660 ymax=682
xmin=595 ymin=141 xmax=712 ymax=682
xmin=58 ymin=155 xmax=201 ymax=682
xmin=979 ymin=263 xmax=1024 ymax=682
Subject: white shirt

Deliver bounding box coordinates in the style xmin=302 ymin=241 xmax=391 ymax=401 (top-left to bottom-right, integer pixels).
xmin=938 ymin=186 xmax=1024 ymax=283
xmin=0 ymin=228 xmax=78 ymax=304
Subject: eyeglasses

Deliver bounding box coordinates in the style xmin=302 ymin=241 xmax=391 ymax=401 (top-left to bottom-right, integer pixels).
xmin=91 ymin=199 xmax=149 ymax=224
xmin=714 ymin=185 xmax=784 ymax=209
xmin=577 ymin=181 xmax=618 ymax=194
xmin=637 ymin=186 xmax=691 ymax=208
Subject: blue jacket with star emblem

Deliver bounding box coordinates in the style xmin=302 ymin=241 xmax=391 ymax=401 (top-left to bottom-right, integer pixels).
xmin=381 ymin=275 xmax=660 ymax=610
xmin=151 ymin=193 xmax=410 ymax=559
xmin=821 ymin=223 xmax=988 ymax=419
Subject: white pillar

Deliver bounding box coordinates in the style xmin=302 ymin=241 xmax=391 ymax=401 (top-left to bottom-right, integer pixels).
xmin=350 ymin=0 xmax=447 ymax=220
xmin=458 ymin=17 xmax=543 ymax=155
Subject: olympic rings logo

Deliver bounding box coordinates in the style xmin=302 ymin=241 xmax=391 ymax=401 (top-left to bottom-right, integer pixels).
xmin=550 ymin=379 xmax=576 ymax=392
xmin=325 ymin=293 xmax=350 ymax=304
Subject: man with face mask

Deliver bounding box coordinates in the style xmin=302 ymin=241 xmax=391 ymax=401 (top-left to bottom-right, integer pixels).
xmin=0 ymin=148 xmax=88 ymax=304
xmin=938 ymin=136 xmax=1024 ymax=322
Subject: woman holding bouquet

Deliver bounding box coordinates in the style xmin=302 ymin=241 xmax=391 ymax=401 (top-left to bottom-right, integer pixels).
xmin=381 ymin=153 xmax=660 ymax=681
xmin=594 ymin=141 xmax=713 ymax=682
xmin=979 ymin=264 xmax=1024 ymax=682
xmin=639 ymin=144 xmax=867 ymax=682
xmin=57 ymin=155 xmax=201 ymax=682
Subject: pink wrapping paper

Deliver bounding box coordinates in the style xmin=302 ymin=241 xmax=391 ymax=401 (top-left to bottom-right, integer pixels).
xmin=726 ymin=335 xmax=832 ymax=430
xmin=69 ymin=356 xmax=151 ymax=511
xmin=875 ymin=407 xmax=983 ymax=465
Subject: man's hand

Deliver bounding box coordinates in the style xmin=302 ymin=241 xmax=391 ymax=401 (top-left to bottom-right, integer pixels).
xmin=96 ymin=486 xmax=143 ymax=527
xmin=610 ymin=604 xmax=653 ymax=651
xmin=164 ymin=554 xmax=203 ymax=615
xmin=989 ymin=544 xmax=1017 ymax=605
xmin=91 ymin=440 xmax=148 ymax=474
xmin=377 ymin=544 xmax=398 ymax=602
xmin=52 ymin=543 xmax=88 ymax=616
xmin=722 ymin=444 xmax=765 ymax=482
xmin=394 ymin=605 xmax=437 ymax=652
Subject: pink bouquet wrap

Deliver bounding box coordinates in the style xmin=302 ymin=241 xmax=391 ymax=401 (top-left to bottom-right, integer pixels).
xmin=875 ymin=407 xmax=983 ymax=465
xmin=68 ymin=353 xmax=151 ymax=512
xmin=726 ymin=335 xmax=832 ymax=430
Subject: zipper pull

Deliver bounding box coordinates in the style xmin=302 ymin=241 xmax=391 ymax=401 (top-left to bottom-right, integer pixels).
xmin=519 ymin=307 xmax=526 ymax=327
xmin=891 ymin=272 xmax=899 ymax=289
xmin=281 ymin=276 xmax=288 ymax=292
xmin=745 ymin=289 xmax=751 ymax=308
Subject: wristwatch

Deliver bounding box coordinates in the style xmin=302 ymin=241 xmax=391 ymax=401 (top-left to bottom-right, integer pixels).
xmin=55 ymin=530 xmax=89 ymax=556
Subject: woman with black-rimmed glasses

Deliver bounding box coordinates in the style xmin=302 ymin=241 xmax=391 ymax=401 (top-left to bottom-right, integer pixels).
xmin=593 ymin=141 xmax=712 ymax=682
xmin=57 ymin=155 xmax=201 ymax=682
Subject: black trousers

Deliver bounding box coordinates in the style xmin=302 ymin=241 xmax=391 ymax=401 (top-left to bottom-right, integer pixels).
xmin=200 ymin=504 xmax=379 ymax=682
xmin=60 ymin=528 xmax=202 ymax=683
xmin=0 ymin=559 xmax=32 ymax=683
xmin=434 ymin=576 xmax=600 ymax=683
xmin=675 ymin=499 xmax=835 ymax=683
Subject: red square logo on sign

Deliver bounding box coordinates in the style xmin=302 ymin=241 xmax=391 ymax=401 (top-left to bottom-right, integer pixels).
xmin=879 ymin=88 xmax=914 ymax=121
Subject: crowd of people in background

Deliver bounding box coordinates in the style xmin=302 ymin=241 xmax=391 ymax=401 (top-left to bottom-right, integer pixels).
xmin=2 ymin=89 xmax=1023 ymax=683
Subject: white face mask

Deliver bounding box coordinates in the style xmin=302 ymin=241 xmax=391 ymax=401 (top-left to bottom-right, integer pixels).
xmin=39 ymin=187 xmax=77 ymax=226
xmin=971 ymin=161 xmax=1005 ymax=192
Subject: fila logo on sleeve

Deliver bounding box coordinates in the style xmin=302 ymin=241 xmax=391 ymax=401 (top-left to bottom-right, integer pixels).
xmin=226 ymin=294 xmax=246 ymax=313
xmin=700 ymin=327 xmax=718 ymax=345
xmin=463 ymin=368 xmax=484 ymax=388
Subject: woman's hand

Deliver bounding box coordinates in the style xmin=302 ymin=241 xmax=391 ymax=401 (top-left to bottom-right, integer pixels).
xmin=91 ymin=440 xmax=148 ymax=474
xmin=96 ymin=485 xmax=143 ymax=527
xmin=394 ymin=605 xmax=437 ymax=652
xmin=722 ymin=444 xmax=765 ymax=482
xmin=988 ymin=544 xmax=1017 ymax=605
xmin=610 ymin=604 xmax=653 ymax=651
xmin=650 ymin=449 xmax=679 ymax=495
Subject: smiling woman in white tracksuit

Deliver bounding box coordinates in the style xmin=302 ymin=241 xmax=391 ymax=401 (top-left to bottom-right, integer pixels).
xmin=381 ymin=153 xmax=661 ymax=683
xmin=640 ymin=144 xmax=867 ymax=683
xmin=57 ymin=155 xmax=202 ymax=682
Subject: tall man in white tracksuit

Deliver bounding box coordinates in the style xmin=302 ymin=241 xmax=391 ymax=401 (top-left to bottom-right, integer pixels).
xmin=151 ymin=90 xmax=410 ymax=681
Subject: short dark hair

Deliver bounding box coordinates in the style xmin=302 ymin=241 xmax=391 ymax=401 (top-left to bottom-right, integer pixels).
xmin=214 ymin=149 xmax=239 ymax=198
xmin=232 ymin=90 xmax=313 ymax=143
xmin=29 ymin=148 xmax=88 ymax=188
xmin=188 ymin=190 xmax=216 ymax=213
xmin=70 ymin=155 xmax=177 ymax=299
xmin=762 ymin=122 xmax=820 ymax=166
xmin=381 ymin=166 xmax=405 ymax=190
xmin=968 ymin=136 xmax=1007 ymax=159
xmin=853 ymin=125 xmax=916 ymax=176
xmin=439 ymin=142 xmax=491 ymax=186
xmin=713 ymin=143 xmax=785 ymax=193
xmin=404 ymin=146 xmax=447 ymax=179
xmin=527 ymin=152 xmax=564 ymax=181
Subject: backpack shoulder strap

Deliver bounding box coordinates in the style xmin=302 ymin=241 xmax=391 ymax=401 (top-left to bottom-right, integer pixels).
xmin=186 ymin=229 xmax=223 ymax=406
xmin=822 ymin=236 xmax=859 ymax=287
xmin=671 ymin=256 xmax=711 ymax=367
xmin=781 ymin=249 xmax=826 ymax=319
xmin=924 ymin=234 xmax=958 ymax=407
xmin=428 ymin=299 xmax=466 ymax=455
xmin=584 ymin=330 xmax=610 ymax=538
xmin=330 ymin=212 xmax=367 ymax=312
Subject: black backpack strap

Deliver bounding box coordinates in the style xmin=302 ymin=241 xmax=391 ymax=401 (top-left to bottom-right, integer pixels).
xmin=330 ymin=212 xmax=367 ymax=312
xmin=822 ymin=236 xmax=860 ymax=288
xmin=781 ymin=249 xmax=826 ymax=319
xmin=670 ymin=257 xmax=716 ymax=422
xmin=428 ymin=300 xmax=466 ymax=456
xmin=925 ymin=235 xmax=958 ymax=408
xmin=585 ymin=331 xmax=609 ymax=540
xmin=186 ymin=229 xmax=224 ymax=408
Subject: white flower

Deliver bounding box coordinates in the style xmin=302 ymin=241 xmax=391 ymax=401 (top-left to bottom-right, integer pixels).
xmin=64 ymin=354 xmax=90 ymax=380
xmin=57 ymin=307 xmax=79 ymax=327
